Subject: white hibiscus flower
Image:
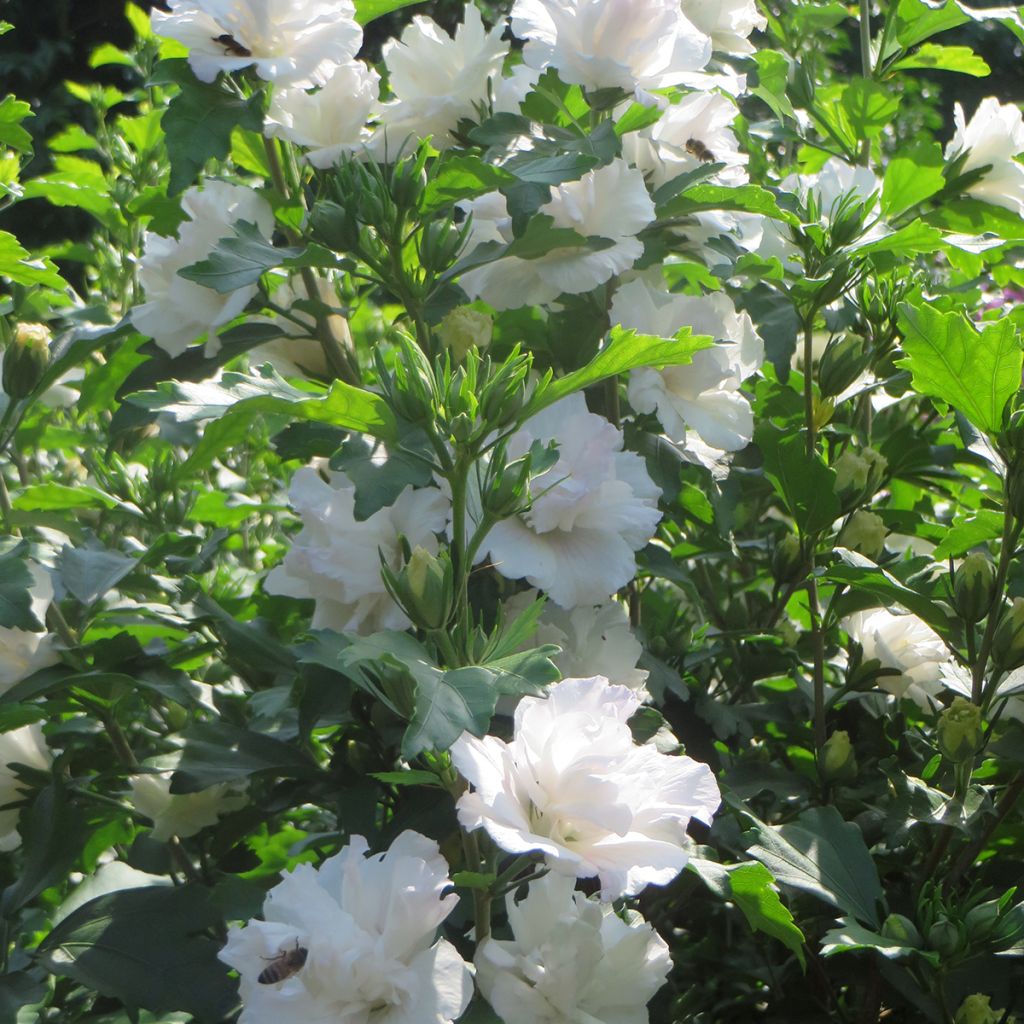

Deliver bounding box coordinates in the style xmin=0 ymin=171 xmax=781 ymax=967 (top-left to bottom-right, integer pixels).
xmin=452 ymin=675 xmax=721 ymax=898
xmin=611 ymin=278 xmax=763 ymax=452
xmin=679 ymin=0 xmax=766 ymax=55
xmin=0 ymin=723 xmax=52 ymax=851
xmin=1 ymin=562 xmax=59 ymax=693
xmin=132 ymin=181 xmax=274 ymax=357
xmin=946 ymin=97 xmax=1024 ymax=216
xmin=264 ymin=467 xmax=451 ymax=633
xmin=476 ymin=392 xmax=661 ymax=608
xmin=152 ymin=0 xmax=362 ymax=86
xmin=459 ymin=160 xmax=656 ymax=311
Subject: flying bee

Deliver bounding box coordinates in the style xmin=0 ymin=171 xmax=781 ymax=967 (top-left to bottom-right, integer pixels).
xmin=685 ymin=138 xmax=717 ymax=163
xmin=212 ymin=33 xmax=253 ymax=57
xmin=257 ymin=940 xmax=308 ymax=985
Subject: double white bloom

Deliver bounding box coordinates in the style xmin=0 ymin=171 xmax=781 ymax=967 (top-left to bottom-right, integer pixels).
xmin=133 ymin=181 xmax=274 ymax=357
xmin=452 ymin=675 xmax=721 ymax=899
xmin=946 ymin=97 xmax=1024 ymax=217
xmin=842 ymin=608 xmax=949 ymax=709
xmin=220 ymin=830 xmax=473 ymax=1024
xmin=460 ymin=160 xmax=656 ymax=311
xmin=611 ymin=278 xmax=763 ymax=454
xmin=476 ymin=873 xmax=672 ymax=1024
xmin=264 ymin=467 xmax=450 ymax=633
xmin=376 ymin=6 xmax=508 ymax=151
xmin=477 ymin=393 xmax=661 ymax=608
xmin=152 ymin=0 xmax=363 ymax=87
xmin=510 ymin=0 xmax=710 ymax=102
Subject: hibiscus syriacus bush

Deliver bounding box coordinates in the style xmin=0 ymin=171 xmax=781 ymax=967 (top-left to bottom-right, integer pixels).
xmin=3 ymin=0 xmax=1024 ymax=1020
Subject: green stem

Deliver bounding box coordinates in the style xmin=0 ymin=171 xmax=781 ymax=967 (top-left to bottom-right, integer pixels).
xmin=974 ymin=514 xmax=1021 ymax=705
xmin=441 ymin=762 xmax=492 ymax=941
xmin=261 ymin=136 xmax=361 ymax=385
xmin=0 ymin=469 xmax=14 ymax=534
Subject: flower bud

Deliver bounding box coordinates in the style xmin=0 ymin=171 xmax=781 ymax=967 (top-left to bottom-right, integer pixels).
xmin=926 ymin=915 xmax=963 ymax=958
xmin=819 ymin=334 xmax=870 ymax=398
xmin=310 ymin=199 xmax=361 ymax=253
xmin=993 ymin=598 xmax=1024 ymax=672
xmin=937 ymin=697 xmax=983 ymax=763
xmin=387 ymin=546 xmax=454 ymax=631
xmin=838 ymin=510 xmax=886 ymax=560
xmin=881 ymin=913 xmax=922 ymax=948
xmin=2 ymin=322 xmax=51 ymax=400
xmin=436 ymin=308 xmax=492 ymax=362
xmin=772 ymin=535 xmax=804 ymax=584
xmin=820 ymin=730 xmax=857 ymax=783
xmin=834 ymin=449 xmax=870 ymax=496
xmin=954 ymin=994 xmax=1001 ymax=1024
xmin=449 ymin=411 xmax=475 ymax=444
xmin=964 ymin=900 xmax=1001 ymax=942
xmin=953 ymin=553 xmax=997 ymax=624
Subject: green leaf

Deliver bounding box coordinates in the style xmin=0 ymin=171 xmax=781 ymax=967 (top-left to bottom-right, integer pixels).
xmin=329 ymin=431 xmax=435 ymax=521
xmin=421 ymin=156 xmax=517 ymax=213
xmin=821 ymin=918 xmax=939 ymax=965
xmin=827 ymin=549 xmax=954 ymax=633
xmin=21 ymin=156 xmax=120 ymax=229
xmin=0 ymin=230 xmax=67 ymax=290
xmin=0 ymin=542 xmax=44 ymax=631
xmin=756 ymin=427 xmax=840 ymax=536
xmin=850 ymin=219 xmax=944 ymax=259
xmin=370 ymin=770 xmax=443 ymax=787
xmin=881 ymin=142 xmax=946 ymax=218
xmin=405 ymin=665 xmax=497 ymax=758
xmin=58 ymin=544 xmax=137 ymax=605
xmin=0 ymin=972 xmax=47 ymax=1024
xmin=0 ymin=95 xmax=33 ymax=153
xmin=127 ymin=368 xmax=396 ymax=475
xmin=840 ymin=79 xmax=900 ymax=139
xmin=894 ymin=0 xmax=969 ymax=47
xmin=744 ymin=806 xmax=884 ymax=928
xmin=728 ymin=863 xmax=807 ymax=968
xmin=895 ymin=301 xmax=1023 ymax=432
xmin=171 ymin=721 xmax=315 ymax=793
xmin=37 ymin=885 xmax=237 ymax=1021
xmin=660 ymin=183 xmax=799 ymax=224
xmin=2 ymin=783 xmax=86 ymax=914
xmin=523 ymin=325 xmax=714 ymax=418
xmin=751 ymin=51 xmax=796 ymax=122
xmin=10 ymin=483 xmax=127 ymax=513
xmin=932 ymin=509 xmax=1004 ymax=559
xmin=482 ymin=645 xmax=561 ymax=696
xmin=159 ymin=59 xmax=265 ymax=194
xmin=178 ymin=220 xmax=302 ymax=293
xmin=890 ymin=43 xmax=990 ymax=75
xmin=354 ymin=0 xmax=425 ymax=23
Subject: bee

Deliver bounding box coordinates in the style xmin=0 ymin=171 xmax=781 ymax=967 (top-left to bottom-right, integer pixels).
xmin=685 ymin=138 xmax=717 ymax=163
xmin=257 ymin=940 xmax=308 ymax=985
xmin=212 ymin=33 xmax=253 ymax=57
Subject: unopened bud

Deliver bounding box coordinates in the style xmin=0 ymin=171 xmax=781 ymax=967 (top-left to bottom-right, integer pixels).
xmin=772 ymin=535 xmax=804 ymax=584
xmin=954 ymin=994 xmax=1001 ymax=1024
xmin=881 ymin=913 xmax=922 ymax=947
xmin=449 ymin=411 xmax=474 ymax=444
xmin=436 ymin=307 xmax=492 ymax=362
xmin=993 ymin=597 xmax=1024 ymax=672
xmin=819 ymin=334 xmax=869 ymax=398
xmin=839 ymin=510 xmax=886 ymax=560
xmin=2 ymin=322 xmax=51 ymax=400
xmin=820 ymin=730 xmax=857 ymax=782
xmin=937 ymin=697 xmax=983 ymax=763
xmin=927 ymin=915 xmax=963 ymax=958
xmin=964 ymin=900 xmax=1001 ymax=942
xmin=953 ymin=553 xmax=997 ymax=624
xmin=389 ymin=546 xmax=453 ymax=631
xmin=834 ymin=447 xmax=887 ymax=504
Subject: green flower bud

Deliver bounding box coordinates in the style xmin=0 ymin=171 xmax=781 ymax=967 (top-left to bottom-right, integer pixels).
xmin=954 ymin=553 xmax=997 ymax=624
xmin=838 ymin=510 xmax=887 ymax=560
xmin=881 ymin=913 xmax=922 ymax=948
xmin=310 ymin=199 xmax=361 ymax=253
xmin=993 ymin=597 xmax=1024 ymax=672
xmin=819 ymin=334 xmax=870 ymax=398
xmin=964 ymin=900 xmax=1001 ymax=942
xmin=772 ymin=535 xmax=804 ymax=584
xmin=2 ymin=322 xmax=51 ymax=400
xmin=833 ymin=448 xmax=870 ymax=495
xmin=954 ymin=994 xmax=1001 ymax=1024
xmin=937 ymin=697 xmax=983 ymax=763
xmin=820 ymin=730 xmax=857 ymax=783
xmin=449 ymin=411 xmax=475 ymax=444
xmin=387 ymin=546 xmax=454 ymax=631
xmin=436 ymin=308 xmax=492 ymax=362
xmin=926 ymin=915 xmax=963 ymax=958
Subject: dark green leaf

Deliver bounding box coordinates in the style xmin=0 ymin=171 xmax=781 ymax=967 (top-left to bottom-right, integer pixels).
xmin=58 ymin=545 xmax=138 ymax=605
xmin=178 ymin=221 xmax=302 ymax=294
xmin=756 ymin=427 xmax=840 ymax=536
xmin=421 ymin=156 xmax=517 ymax=213
xmin=744 ymin=806 xmax=884 ymax=927
xmin=329 ymin=431 xmax=435 ymax=521
xmin=37 ymin=885 xmax=237 ymax=1021
xmin=821 ymin=918 xmax=939 ymax=965
xmin=0 ymin=542 xmax=43 ymax=631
